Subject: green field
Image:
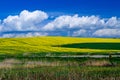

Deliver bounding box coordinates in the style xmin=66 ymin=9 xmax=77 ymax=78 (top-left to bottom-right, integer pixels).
xmin=0 ymin=36 xmax=120 ymax=57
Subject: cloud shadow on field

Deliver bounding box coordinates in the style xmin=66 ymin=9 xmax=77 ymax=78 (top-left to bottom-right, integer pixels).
xmin=56 ymin=43 xmax=120 ymax=50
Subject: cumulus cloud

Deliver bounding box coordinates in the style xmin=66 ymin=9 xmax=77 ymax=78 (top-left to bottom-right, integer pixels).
xmin=43 ymin=15 xmax=120 ymax=38
xmin=2 ymin=10 xmax=48 ymax=31
xmin=0 ymin=10 xmax=120 ymax=38
xmin=43 ymin=15 xmax=105 ymax=31
xmin=93 ymin=29 xmax=120 ymax=37
xmin=105 ymin=17 xmax=120 ymax=28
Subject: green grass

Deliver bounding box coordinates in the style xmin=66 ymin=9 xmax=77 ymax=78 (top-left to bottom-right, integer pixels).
xmin=0 ymin=66 xmax=120 ymax=80
xmin=0 ymin=57 xmax=119 ymax=80
xmin=0 ymin=36 xmax=120 ymax=57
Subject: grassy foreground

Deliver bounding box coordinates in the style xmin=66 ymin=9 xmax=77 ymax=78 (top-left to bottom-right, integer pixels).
xmin=0 ymin=57 xmax=120 ymax=80
xmin=0 ymin=36 xmax=120 ymax=57
xmin=1 ymin=66 xmax=120 ymax=80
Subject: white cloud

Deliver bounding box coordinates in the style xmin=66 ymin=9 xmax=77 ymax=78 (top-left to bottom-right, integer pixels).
xmin=43 ymin=15 xmax=105 ymax=31
xmin=72 ymin=29 xmax=87 ymax=37
xmin=93 ymin=29 xmax=120 ymax=37
xmin=105 ymin=17 xmax=120 ymax=28
xmin=2 ymin=10 xmax=48 ymax=31
xmin=43 ymin=15 xmax=72 ymax=31
xmin=43 ymin=15 xmax=120 ymax=37
xmin=0 ymin=10 xmax=120 ymax=38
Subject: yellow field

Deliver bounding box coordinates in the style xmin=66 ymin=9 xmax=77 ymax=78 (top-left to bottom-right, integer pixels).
xmin=0 ymin=36 xmax=120 ymax=56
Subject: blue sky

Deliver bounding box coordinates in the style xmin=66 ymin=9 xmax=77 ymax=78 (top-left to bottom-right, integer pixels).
xmin=0 ymin=0 xmax=120 ymax=18
xmin=0 ymin=0 xmax=120 ymax=37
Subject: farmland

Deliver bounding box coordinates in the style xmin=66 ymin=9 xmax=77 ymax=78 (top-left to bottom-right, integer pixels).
xmin=0 ymin=36 xmax=120 ymax=80
xmin=0 ymin=36 xmax=120 ymax=57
